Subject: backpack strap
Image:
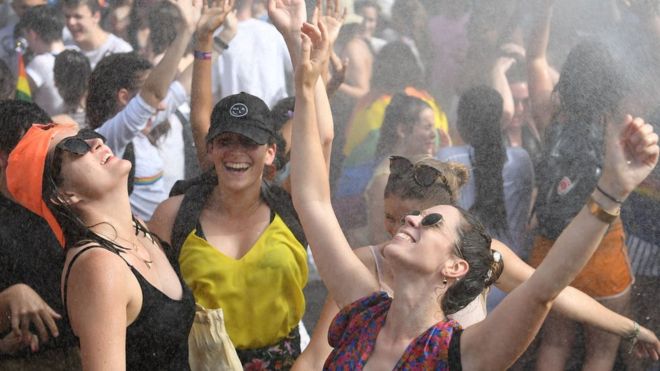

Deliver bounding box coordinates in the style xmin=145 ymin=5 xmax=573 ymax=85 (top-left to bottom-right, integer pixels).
xmin=170 ymin=181 xmax=215 ymax=256
xmin=261 ymin=182 xmax=307 ymax=248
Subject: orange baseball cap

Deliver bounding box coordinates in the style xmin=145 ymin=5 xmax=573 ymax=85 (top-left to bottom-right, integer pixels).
xmin=6 ymin=123 xmax=77 ymax=248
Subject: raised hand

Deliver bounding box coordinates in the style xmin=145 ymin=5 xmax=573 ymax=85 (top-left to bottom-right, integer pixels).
xmin=296 ymin=14 xmax=330 ymax=89
xmin=1 ymin=284 xmax=61 ymax=345
xmin=171 ymin=0 xmax=204 ymax=32
xmin=326 ymin=51 xmax=348 ymax=97
xmin=196 ymin=0 xmax=235 ymax=42
xmin=268 ymin=0 xmax=307 ymax=35
xmin=599 ymin=115 xmax=660 ymax=200
xmin=321 ymin=0 xmax=347 ymax=46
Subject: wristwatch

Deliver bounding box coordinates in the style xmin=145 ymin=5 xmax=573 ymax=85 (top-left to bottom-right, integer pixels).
xmin=587 ymin=196 xmax=620 ymax=224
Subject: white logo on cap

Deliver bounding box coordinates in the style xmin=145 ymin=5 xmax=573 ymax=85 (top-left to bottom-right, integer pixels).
xmin=230 ymin=103 xmax=248 ymax=118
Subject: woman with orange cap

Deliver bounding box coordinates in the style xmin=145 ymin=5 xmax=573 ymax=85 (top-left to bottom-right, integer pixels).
xmin=6 ymin=122 xmax=196 ymax=370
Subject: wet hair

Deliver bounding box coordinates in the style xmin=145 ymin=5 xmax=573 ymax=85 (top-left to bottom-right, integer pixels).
xmin=0 ymin=60 xmax=15 ymax=100
xmin=0 ymin=100 xmax=51 ymax=154
xmin=555 ymin=40 xmax=629 ymax=125
xmin=441 ymin=208 xmax=503 ymax=315
xmin=54 ymin=49 xmax=91 ymax=108
xmin=384 ymin=155 xmax=469 ymax=206
xmin=86 ymin=53 xmax=152 ymax=129
xmin=375 ymin=93 xmax=432 ymax=160
xmin=457 ymin=86 xmax=508 ymax=234
xmin=18 ymin=5 xmax=64 ymax=43
xmin=147 ymin=2 xmax=181 ymax=55
xmin=271 ymin=97 xmax=295 ymax=171
xmin=62 ymin=0 xmax=101 ymax=14
xmin=371 ymin=41 xmax=424 ymax=92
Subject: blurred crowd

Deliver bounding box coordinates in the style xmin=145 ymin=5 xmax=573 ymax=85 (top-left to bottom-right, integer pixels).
xmin=0 ymin=0 xmax=659 ymax=370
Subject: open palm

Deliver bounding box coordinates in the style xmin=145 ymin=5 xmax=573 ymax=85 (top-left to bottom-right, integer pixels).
xmin=268 ymin=0 xmax=306 ymax=33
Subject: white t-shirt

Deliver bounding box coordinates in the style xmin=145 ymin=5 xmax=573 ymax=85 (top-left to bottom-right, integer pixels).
xmin=26 ymin=52 xmax=65 ymax=116
xmin=96 ymin=81 xmax=188 ymax=221
xmin=157 ymin=102 xmax=189 ymax=195
xmin=82 ymin=33 xmax=133 ymax=69
xmin=212 ymin=18 xmax=292 ymax=107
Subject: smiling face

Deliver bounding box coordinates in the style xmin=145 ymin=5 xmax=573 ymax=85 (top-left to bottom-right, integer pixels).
xmin=48 ymin=128 xmax=131 ymax=202
xmin=383 ymin=205 xmax=465 ymax=276
xmin=207 ymin=132 xmax=276 ymax=191
xmin=401 ymin=107 xmax=436 ymax=156
xmin=63 ymin=4 xmax=101 ymax=47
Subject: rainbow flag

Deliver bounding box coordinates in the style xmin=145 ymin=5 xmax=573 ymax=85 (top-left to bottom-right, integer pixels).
xmin=15 ymin=52 xmax=31 ymax=102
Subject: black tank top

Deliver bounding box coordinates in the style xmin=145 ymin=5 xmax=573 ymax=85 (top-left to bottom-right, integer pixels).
xmin=63 ymin=242 xmax=195 ymax=370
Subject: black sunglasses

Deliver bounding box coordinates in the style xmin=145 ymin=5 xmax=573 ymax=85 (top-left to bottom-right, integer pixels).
xmin=389 ymin=156 xmax=452 ymax=195
xmin=401 ymin=210 xmax=444 ymax=227
xmin=401 ymin=210 xmax=465 ymax=259
xmin=55 ymin=129 xmax=106 ymax=155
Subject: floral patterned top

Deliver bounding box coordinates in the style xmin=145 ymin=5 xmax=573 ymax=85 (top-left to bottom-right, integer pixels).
xmin=324 ymin=292 xmax=463 ymax=370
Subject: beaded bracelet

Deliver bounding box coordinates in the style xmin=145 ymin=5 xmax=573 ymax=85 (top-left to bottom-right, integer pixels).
xmin=624 ymin=321 xmax=640 ymax=354
xmin=194 ymin=50 xmax=212 ymax=60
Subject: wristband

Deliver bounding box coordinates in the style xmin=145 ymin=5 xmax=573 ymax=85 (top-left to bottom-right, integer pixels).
xmin=194 ymin=50 xmax=212 ymax=60
xmin=213 ymin=36 xmax=230 ymax=50
xmin=587 ymin=195 xmax=620 ymax=224
xmin=624 ymin=321 xmax=640 ymax=354
xmin=596 ymin=184 xmax=624 ymax=204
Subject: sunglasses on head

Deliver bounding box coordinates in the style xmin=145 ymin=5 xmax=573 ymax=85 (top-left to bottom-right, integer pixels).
xmin=55 ymin=129 xmax=106 ymax=156
xmin=389 ymin=156 xmax=452 ymax=195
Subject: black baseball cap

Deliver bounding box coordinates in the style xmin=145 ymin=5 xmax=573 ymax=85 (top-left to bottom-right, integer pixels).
xmin=207 ymin=92 xmax=275 ymax=145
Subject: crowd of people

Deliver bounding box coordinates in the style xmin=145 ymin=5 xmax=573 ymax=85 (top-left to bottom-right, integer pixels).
xmin=0 ymin=0 xmax=659 ymax=370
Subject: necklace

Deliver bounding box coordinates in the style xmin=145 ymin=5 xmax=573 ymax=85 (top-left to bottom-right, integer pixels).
xmin=91 ymin=228 xmax=154 ymax=269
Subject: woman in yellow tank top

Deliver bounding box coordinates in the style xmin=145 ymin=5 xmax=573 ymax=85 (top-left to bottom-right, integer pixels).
xmin=149 ymin=1 xmax=338 ymax=367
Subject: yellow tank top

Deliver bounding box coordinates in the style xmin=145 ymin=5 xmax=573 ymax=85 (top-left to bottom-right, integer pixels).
xmin=179 ymin=214 xmax=308 ymax=349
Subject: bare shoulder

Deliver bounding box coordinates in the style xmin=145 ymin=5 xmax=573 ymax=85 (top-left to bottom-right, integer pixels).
xmin=148 ymin=195 xmax=185 ymax=244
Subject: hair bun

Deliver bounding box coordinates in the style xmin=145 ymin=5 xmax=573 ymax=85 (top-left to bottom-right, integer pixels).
xmin=484 ymin=250 xmax=504 ymax=287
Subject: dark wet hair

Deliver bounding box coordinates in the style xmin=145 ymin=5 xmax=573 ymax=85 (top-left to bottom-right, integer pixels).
xmin=441 ymin=208 xmax=503 ymax=315
xmin=54 ymin=49 xmax=91 ymax=107
xmin=371 ymin=41 xmax=424 ymax=92
xmin=375 ymin=93 xmax=432 ymax=160
xmin=555 ymin=40 xmax=629 ymax=125
xmin=147 ymin=2 xmax=181 ymax=55
xmin=384 ymin=155 xmax=469 ymax=206
xmin=271 ymin=97 xmax=295 ymax=170
xmin=0 ymin=100 xmax=50 ymax=154
xmin=457 ymin=86 xmax=508 ymax=234
xmin=18 ymin=5 xmax=64 ymax=43
xmin=0 ymin=60 xmax=15 ymax=100
xmin=86 ymin=53 xmax=152 ymax=129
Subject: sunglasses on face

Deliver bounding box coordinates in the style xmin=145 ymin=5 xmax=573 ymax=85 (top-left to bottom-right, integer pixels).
xmin=55 ymin=129 xmax=106 ymax=156
xmin=401 ymin=210 xmax=465 ymax=259
xmin=389 ymin=156 xmax=452 ymax=195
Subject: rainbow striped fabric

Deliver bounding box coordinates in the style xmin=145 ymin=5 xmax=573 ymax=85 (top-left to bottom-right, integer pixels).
xmin=15 ymin=52 xmax=31 ymax=101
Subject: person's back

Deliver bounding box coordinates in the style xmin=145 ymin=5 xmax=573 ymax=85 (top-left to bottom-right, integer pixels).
xmin=213 ymin=18 xmax=291 ymax=107
xmin=0 ymin=100 xmax=79 ymax=369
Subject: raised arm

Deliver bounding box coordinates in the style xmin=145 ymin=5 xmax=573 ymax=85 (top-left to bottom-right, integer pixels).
xmin=491 ymin=55 xmax=516 ymax=131
xmin=140 ymin=0 xmax=201 ymax=108
xmin=492 ymin=240 xmax=660 ymax=358
xmin=290 ymin=19 xmax=379 ymax=309
xmin=526 ymin=0 xmax=556 ymax=133
xmin=461 ymin=115 xmax=660 ymax=369
xmin=190 ymin=0 xmax=236 ymax=170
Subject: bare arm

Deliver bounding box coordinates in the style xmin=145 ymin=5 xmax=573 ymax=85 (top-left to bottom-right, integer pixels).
xmin=526 ymin=0 xmax=556 ymax=133
xmin=65 ymin=249 xmax=131 ymax=371
xmin=140 ymin=0 xmax=200 ymax=108
xmin=491 ymin=56 xmax=515 ymax=127
xmin=461 ymin=116 xmax=660 ymax=369
xmin=189 ymin=1 xmax=236 ymax=170
xmin=291 ymin=20 xmax=379 ymax=309
xmin=366 ymin=173 xmax=389 ymax=245
xmin=493 ymin=237 xmax=660 ymax=357
xmin=337 ymin=40 xmax=372 ymax=99
xmin=147 ymin=195 xmax=184 ymax=245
